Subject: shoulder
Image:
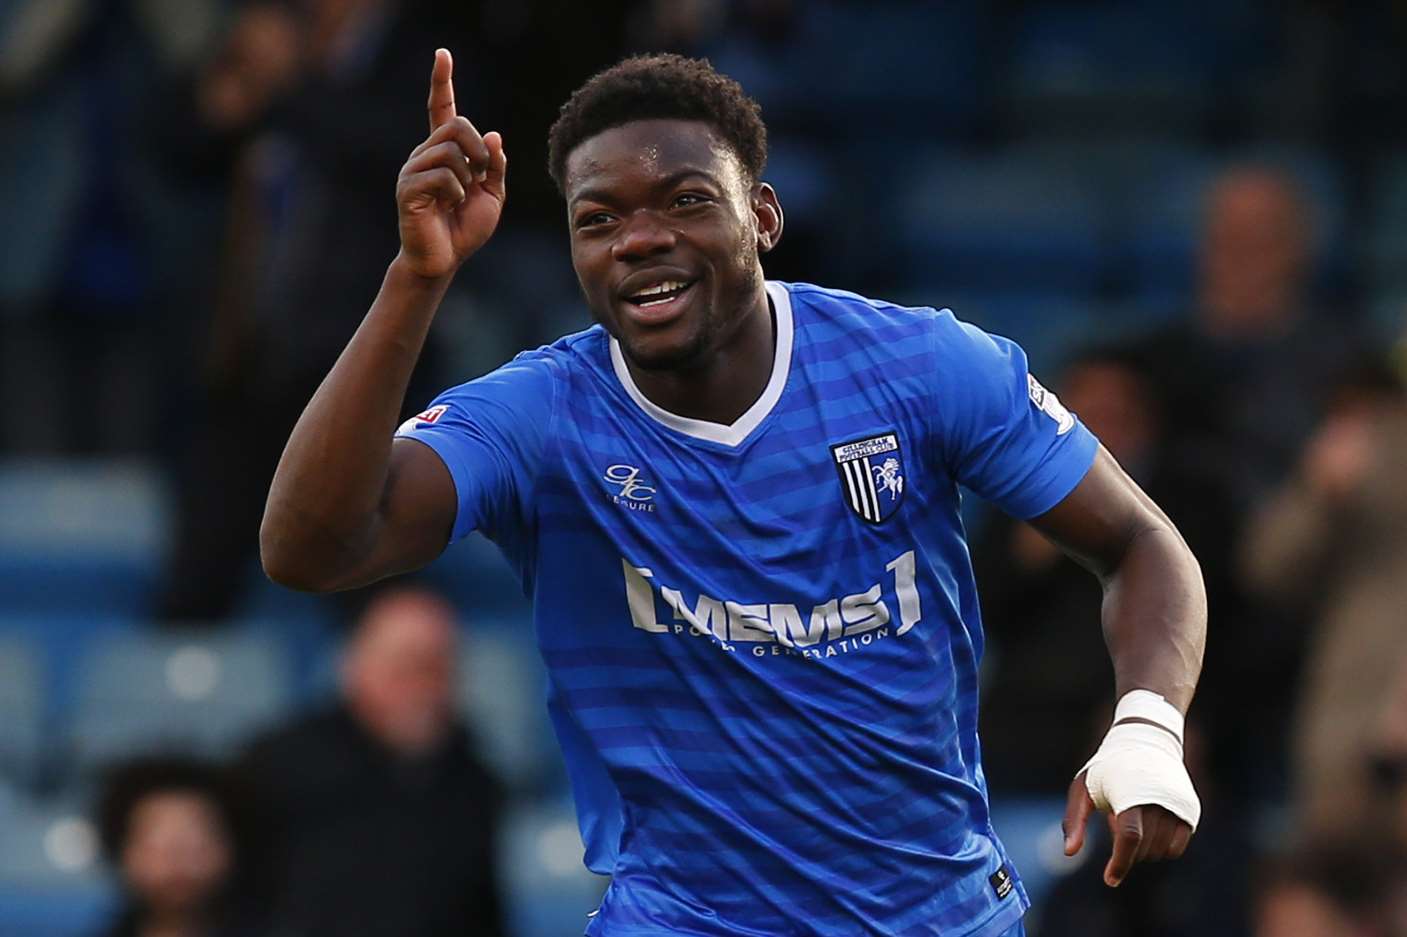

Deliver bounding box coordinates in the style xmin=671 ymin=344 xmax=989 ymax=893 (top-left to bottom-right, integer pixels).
xmin=416 ymin=325 xmax=608 ymax=414
xmin=783 ymin=280 xmax=999 ymax=368
xmin=453 ymin=326 xmax=599 ymax=389
xmin=785 ymin=280 xmax=947 ymax=334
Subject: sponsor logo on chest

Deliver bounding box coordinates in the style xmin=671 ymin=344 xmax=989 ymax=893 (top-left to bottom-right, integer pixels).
xmin=620 ymin=550 xmax=924 ymax=661
xmin=602 ymin=464 xmax=656 ymax=512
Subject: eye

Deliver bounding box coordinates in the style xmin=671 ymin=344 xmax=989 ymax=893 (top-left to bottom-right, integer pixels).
xmin=577 ymin=211 xmax=614 ymax=229
xmin=671 ymin=193 xmax=711 ymax=209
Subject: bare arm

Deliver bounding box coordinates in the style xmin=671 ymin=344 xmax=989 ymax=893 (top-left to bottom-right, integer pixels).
xmin=1033 ymin=448 xmax=1206 ymax=711
xmin=1028 ymin=447 xmax=1207 ymax=885
xmin=260 ymin=49 xmax=507 ymax=592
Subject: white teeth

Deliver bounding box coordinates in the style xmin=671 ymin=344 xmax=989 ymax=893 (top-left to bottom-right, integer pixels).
xmin=632 ymin=280 xmax=687 ymax=299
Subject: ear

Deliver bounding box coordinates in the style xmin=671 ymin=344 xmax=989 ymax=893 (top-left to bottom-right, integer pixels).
xmin=752 ymin=182 xmax=784 ymax=253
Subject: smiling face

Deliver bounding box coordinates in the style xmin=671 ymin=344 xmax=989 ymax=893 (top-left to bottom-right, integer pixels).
xmin=564 ymin=119 xmax=781 ymax=371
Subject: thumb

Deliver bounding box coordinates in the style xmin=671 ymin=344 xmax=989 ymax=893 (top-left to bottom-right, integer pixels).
xmin=1062 ymin=771 xmax=1094 ymax=857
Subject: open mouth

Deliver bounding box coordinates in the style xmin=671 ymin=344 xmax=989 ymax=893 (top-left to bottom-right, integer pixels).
xmin=624 ymin=279 xmax=696 ymax=309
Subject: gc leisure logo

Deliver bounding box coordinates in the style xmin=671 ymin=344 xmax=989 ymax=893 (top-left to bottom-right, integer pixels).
xmin=604 ymin=464 xmax=656 ymax=513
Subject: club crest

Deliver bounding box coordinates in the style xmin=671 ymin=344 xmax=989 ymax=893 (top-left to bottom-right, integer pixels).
xmin=830 ymin=432 xmax=905 ymax=524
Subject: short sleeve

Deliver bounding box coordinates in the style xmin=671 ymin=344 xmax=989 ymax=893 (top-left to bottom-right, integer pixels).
xmin=394 ymin=351 xmax=558 ymax=543
xmin=931 ymin=313 xmax=1098 ymax=519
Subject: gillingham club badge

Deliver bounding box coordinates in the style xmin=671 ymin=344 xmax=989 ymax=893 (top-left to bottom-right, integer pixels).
xmin=830 ymin=431 xmax=905 ymax=524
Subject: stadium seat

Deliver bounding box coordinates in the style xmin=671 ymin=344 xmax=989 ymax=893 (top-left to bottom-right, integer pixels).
xmin=498 ymin=800 xmax=609 ymax=937
xmin=460 ymin=630 xmax=563 ymax=793
xmin=0 ymin=783 xmax=117 ymax=937
xmin=894 ymin=150 xmax=1109 ymax=295
xmin=705 ymin=1 xmax=991 ymax=140
xmin=801 ymin=2 xmax=991 ymax=139
xmin=0 ymin=460 xmax=167 ymax=618
xmin=69 ymin=629 xmax=293 ymax=773
xmin=0 ymin=633 xmax=44 ymax=785
xmin=1000 ymin=1 xmax=1273 ymax=138
xmin=763 ymin=137 xmax=838 ymax=233
xmin=0 ymin=616 xmax=134 ymax=735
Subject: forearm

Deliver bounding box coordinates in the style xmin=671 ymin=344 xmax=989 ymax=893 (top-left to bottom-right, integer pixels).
xmin=260 ymin=256 xmax=450 ymax=585
xmin=1100 ymin=525 xmax=1207 ymax=714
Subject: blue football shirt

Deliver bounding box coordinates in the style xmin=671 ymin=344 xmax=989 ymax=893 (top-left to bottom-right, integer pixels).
xmin=397 ymin=281 xmax=1098 ymax=936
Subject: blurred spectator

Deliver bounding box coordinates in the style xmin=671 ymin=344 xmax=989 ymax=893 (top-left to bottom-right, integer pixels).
xmin=1252 ymin=842 xmax=1406 ymax=937
xmin=1036 ymin=722 xmax=1257 ymax=937
xmin=977 ymin=346 xmax=1236 ymax=794
xmin=1241 ymin=359 xmax=1407 ymax=841
xmin=156 ymin=0 xmax=484 ymax=620
xmin=0 ymin=0 xmax=227 ymax=454
xmin=94 ymin=755 xmax=259 ymax=937
xmin=237 ymin=587 xmax=504 ymax=937
xmin=1129 ymin=165 xmax=1367 ymax=804
xmin=1134 ymin=165 xmax=1361 ymax=503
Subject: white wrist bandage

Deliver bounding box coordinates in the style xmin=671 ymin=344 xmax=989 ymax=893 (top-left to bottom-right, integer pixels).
xmin=1080 ymin=690 xmax=1201 ymax=831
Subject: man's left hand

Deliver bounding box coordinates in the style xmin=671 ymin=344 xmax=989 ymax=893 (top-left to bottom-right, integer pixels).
xmin=1061 ymin=770 xmax=1196 ymax=887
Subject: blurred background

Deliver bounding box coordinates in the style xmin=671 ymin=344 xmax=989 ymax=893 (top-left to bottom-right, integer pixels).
xmin=3 ymin=0 xmax=1407 ymax=935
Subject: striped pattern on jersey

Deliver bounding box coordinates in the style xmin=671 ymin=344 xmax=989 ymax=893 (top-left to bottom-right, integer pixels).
xmin=399 ymin=280 xmax=1099 ymax=937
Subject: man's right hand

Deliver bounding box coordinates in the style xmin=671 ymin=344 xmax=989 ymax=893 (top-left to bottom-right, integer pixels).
xmin=395 ymin=49 xmax=507 ymax=280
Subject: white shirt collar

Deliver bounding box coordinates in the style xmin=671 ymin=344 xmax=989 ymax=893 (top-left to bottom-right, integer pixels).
xmin=609 ymin=280 xmax=794 ymax=447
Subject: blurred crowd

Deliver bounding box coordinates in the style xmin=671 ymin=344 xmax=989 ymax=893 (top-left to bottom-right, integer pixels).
xmin=4 ymin=1 xmax=1407 ymax=936
xmin=94 ymin=586 xmax=504 ymax=937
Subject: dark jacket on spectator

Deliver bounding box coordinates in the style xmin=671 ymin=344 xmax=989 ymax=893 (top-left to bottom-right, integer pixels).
xmin=236 ymin=704 xmax=505 ymax=937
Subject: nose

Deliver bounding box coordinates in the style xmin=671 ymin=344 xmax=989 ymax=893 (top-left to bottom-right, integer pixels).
xmin=611 ymin=210 xmax=676 ymax=262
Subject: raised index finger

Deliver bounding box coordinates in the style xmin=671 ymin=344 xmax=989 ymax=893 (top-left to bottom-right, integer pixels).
xmin=427 ymin=48 xmax=456 ymax=132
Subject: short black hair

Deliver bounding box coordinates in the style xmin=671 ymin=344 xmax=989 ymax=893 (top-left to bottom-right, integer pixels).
xmin=547 ymin=53 xmax=767 ymax=194
xmin=95 ymin=755 xmax=246 ymax=862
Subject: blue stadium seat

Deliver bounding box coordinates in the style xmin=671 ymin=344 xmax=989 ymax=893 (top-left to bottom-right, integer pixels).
xmin=498 ymin=801 xmax=609 ymax=937
xmin=0 ymin=460 xmax=167 ymax=618
xmin=0 ymin=617 xmax=133 ymax=735
xmin=894 ymin=150 xmax=1108 ymax=295
xmin=460 ymin=630 xmax=562 ymax=793
xmin=1001 ymin=1 xmax=1273 ymax=137
xmin=763 ymin=137 xmax=838 ymax=232
xmin=0 ymin=783 xmax=117 ymax=937
xmin=70 ymin=630 xmax=293 ymax=773
xmin=804 ymin=2 xmax=990 ymax=138
xmin=706 ymin=1 xmax=990 ymax=140
xmin=0 ymin=634 xmax=44 ymax=786
xmin=1111 ymin=151 xmax=1218 ymax=306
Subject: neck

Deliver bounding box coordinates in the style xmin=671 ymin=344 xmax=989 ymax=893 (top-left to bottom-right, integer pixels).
xmin=625 ymin=282 xmax=776 ymax=426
